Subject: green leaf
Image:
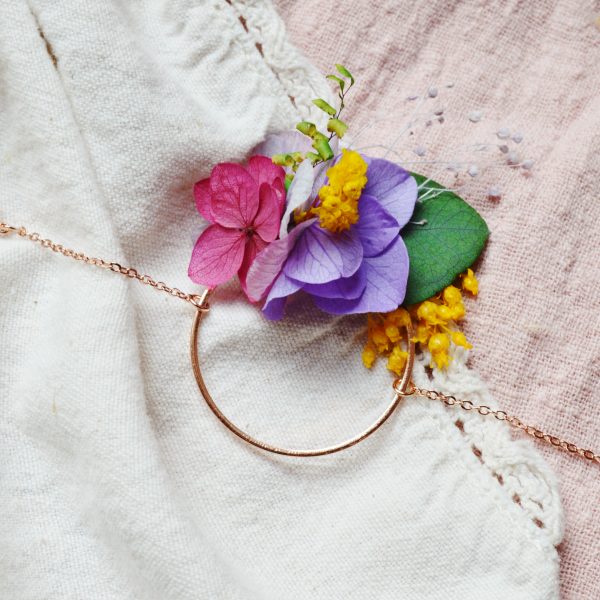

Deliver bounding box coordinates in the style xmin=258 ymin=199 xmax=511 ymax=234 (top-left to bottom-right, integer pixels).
xmin=272 ymin=153 xmax=295 ymax=167
xmin=312 ymin=98 xmax=337 ymax=116
xmin=327 ymin=118 xmax=348 ymax=138
xmin=296 ymin=121 xmax=317 ymax=137
xmin=401 ymin=172 xmax=489 ymax=305
xmin=305 ymin=151 xmax=321 ymax=164
xmin=312 ymin=134 xmax=334 ymax=161
xmin=335 ymin=64 xmax=354 ymax=84
xmin=326 ymin=74 xmax=345 ymax=91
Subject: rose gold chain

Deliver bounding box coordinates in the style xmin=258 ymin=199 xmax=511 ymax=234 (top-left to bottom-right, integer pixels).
xmin=400 ymin=384 xmax=600 ymax=465
xmin=0 ymin=223 xmax=209 ymax=309
xmin=3 ymin=221 xmax=598 ymax=465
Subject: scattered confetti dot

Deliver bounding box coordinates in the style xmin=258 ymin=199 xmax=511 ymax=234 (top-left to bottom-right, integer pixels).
xmin=467 ymin=165 xmax=479 ymax=177
xmin=468 ymin=110 xmax=482 ymax=123
xmin=507 ymin=151 xmax=520 ymax=165
xmin=512 ymin=132 xmax=523 ymax=143
xmin=446 ymin=82 xmax=455 ymax=88
xmin=499 ymin=144 xmax=509 ymax=154
xmin=434 ymin=108 xmax=444 ymax=116
xmin=522 ymin=159 xmax=535 ymax=170
xmin=488 ymin=186 xmax=502 ymax=199
xmin=407 ymin=94 xmax=419 ymax=101
xmin=497 ymin=127 xmax=511 ymax=139
xmin=428 ymin=86 xmax=438 ymax=98
xmin=414 ymin=146 xmax=427 ymax=156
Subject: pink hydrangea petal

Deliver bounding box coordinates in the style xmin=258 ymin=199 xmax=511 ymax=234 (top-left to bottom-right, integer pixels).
xmin=209 ymin=163 xmax=259 ymax=228
xmin=238 ymin=235 xmax=268 ymax=300
xmin=193 ymin=178 xmax=215 ymax=223
xmin=188 ymin=224 xmax=246 ymax=287
xmin=245 ymin=219 xmax=316 ymax=302
xmin=247 ymin=155 xmax=286 ymax=211
xmin=253 ymin=183 xmax=284 ymax=243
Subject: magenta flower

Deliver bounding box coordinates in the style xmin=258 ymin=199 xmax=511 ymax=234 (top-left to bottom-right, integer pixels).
xmin=188 ymin=156 xmax=286 ymax=297
xmin=245 ymin=156 xmax=418 ymax=319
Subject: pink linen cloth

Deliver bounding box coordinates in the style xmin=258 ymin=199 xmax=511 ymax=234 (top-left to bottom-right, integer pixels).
xmin=274 ymin=1 xmax=600 ymax=598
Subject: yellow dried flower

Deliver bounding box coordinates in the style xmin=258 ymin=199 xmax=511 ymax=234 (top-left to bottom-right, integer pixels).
xmin=461 ymin=268 xmax=479 ymax=295
xmin=428 ymin=332 xmax=450 ymax=354
xmin=362 ymin=343 xmax=377 ymax=369
xmin=387 ymin=345 xmax=408 ymax=375
xmin=384 ymin=324 xmax=401 ymax=343
xmin=436 ymin=304 xmax=453 ymax=321
xmin=431 ymin=349 xmax=450 ymax=370
xmin=442 ymin=285 xmax=462 ymax=307
xmin=385 ymin=307 xmax=412 ymax=327
xmin=449 ymin=302 xmax=466 ymax=321
xmin=370 ymin=326 xmax=389 ymax=353
xmin=413 ymin=323 xmax=432 ymax=345
xmin=312 ymin=149 xmax=368 ymax=232
xmin=451 ymin=331 xmax=472 ymax=349
xmin=416 ymin=300 xmax=441 ymax=325
xmin=362 ymin=270 xmax=479 ymax=374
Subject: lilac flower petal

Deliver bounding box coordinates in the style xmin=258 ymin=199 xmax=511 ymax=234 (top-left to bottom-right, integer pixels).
xmin=283 ymin=225 xmax=363 ymax=285
xmin=252 ymin=131 xmax=312 ymax=161
xmin=279 ymin=159 xmax=314 ymax=238
xmin=313 ymin=236 xmax=410 ymax=315
xmin=245 ymin=219 xmax=316 ymax=302
xmin=363 ymin=159 xmax=418 ymax=229
xmin=262 ymin=273 xmax=302 ymax=321
xmin=355 ymin=194 xmax=400 ymax=257
xmin=302 ymin=267 xmax=367 ymax=300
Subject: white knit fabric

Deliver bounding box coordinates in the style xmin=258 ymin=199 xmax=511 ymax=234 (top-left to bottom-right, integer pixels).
xmin=0 ymin=1 xmax=562 ymax=598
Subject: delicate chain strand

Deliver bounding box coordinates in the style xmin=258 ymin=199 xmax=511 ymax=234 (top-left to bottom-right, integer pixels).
xmin=0 ymin=223 xmax=209 ymax=309
xmin=406 ymin=385 xmax=600 ymax=465
xmin=3 ymin=221 xmax=598 ymax=465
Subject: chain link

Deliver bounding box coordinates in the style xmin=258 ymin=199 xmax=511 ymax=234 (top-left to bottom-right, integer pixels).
xmin=403 ymin=384 xmax=600 ymax=466
xmin=0 ymin=222 xmax=209 ymax=310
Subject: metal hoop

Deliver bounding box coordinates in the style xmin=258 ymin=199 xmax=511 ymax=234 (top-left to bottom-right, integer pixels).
xmin=189 ymin=299 xmax=415 ymax=457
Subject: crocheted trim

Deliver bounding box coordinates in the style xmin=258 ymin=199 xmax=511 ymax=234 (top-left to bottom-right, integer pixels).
xmin=224 ymin=0 xmax=333 ymax=125
xmin=412 ymin=348 xmax=563 ymax=548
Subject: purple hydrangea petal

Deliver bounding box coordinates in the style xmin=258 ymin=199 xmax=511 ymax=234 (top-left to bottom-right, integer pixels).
xmin=302 ymin=267 xmax=367 ymax=300
xmin=313 ymin=236 xmax=410 ymax=315
xmin=355 ymin=194 xmax=401 ymax=257
xmin=363 ymin=159 xmax=418 ymax=229
xmin=283 ymin=224 xmax=363 ymax=285
xmin=262 ymin=272 xmax=303 ymax=320
xmin=245 ymin=218 xmax=316 ymax=302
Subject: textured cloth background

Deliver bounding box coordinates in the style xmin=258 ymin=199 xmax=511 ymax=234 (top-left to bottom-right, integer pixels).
xmin=274 ymin=0 xmax=600 ymax=598
xmin=0 ymin=0 xmax=567 ymax=598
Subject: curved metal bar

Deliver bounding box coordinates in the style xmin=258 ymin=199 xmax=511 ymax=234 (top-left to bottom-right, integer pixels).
xmin=190 ymin=304 xmax=415 ymax=457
